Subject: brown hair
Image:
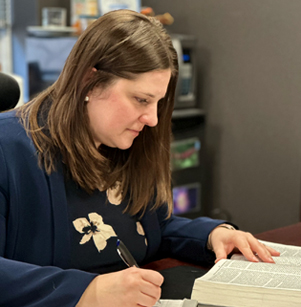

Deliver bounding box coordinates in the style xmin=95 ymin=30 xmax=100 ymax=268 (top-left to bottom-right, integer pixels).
xmin=19 ymin=9 xmax=178 ymax=216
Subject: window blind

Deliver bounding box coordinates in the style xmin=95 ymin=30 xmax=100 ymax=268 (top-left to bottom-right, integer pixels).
xmin=0 ymin=0 xmax=12 ymax=72
xmin=0 ymin=0 xmax=10 ymax=29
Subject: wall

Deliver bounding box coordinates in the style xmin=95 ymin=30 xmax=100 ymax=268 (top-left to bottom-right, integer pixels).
xmin=143 ymin=0 xmax=301 ymax=233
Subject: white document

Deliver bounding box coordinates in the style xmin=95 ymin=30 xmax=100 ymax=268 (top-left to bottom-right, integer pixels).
xmin=153 ymin=299 xmax=198 ymax=307
xmin=153 ymin=300 xmax=186 ymax=307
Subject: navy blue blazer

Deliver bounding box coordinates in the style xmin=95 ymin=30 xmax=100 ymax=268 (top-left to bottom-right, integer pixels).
xmin=0 ymin=110 xmax=224 ymax=306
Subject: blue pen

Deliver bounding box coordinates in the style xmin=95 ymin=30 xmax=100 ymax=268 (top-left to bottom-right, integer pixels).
xmin=116 ymin=239 xmax=161 ymax=305
xmin=116 ymin=239 xmax=139 ymax=268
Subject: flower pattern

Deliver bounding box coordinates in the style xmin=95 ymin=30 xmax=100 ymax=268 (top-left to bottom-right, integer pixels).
xmin=106 ymin=181 xmax=148 ymax=247
xmin=106 ymin=182 xmax=122 ymax=205
xmin=136 ymin=221 xmax=148 ymax=246
xmin=73 ymin=212 xmax=117 ymax=252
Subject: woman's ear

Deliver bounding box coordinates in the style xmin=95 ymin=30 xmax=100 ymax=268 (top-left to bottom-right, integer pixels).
xmin=82 ymin=67 xmax=98 ymax=98
xmin=83 ymin=67 xmax=98 ymax=86
xmin=87 ymin=67 xmax=98 ymax=79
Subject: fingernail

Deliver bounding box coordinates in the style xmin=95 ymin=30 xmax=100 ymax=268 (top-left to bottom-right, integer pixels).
xmin=252 ymin=256 xmax=259 ymax=262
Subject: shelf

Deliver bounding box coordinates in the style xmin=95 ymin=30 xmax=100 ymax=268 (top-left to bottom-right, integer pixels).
xmin=172 ymin=108 xmax=205 ymax=119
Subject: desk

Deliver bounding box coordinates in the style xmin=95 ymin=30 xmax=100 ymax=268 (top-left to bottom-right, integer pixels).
xmin=255 ymin=222 xmax=301 ymax=246
xmin=144 ymin=223 xmax=301 ymax=300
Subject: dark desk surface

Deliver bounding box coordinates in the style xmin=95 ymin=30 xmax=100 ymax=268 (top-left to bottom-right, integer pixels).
xmin=144 ymin=223 xmax=301 ymax=300
xmin=255 ymin=222 xmax=301 ymax=246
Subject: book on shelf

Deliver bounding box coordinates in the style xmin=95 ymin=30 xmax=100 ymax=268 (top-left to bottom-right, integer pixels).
xmin=191 ymin=241 xmax=301 ymax=307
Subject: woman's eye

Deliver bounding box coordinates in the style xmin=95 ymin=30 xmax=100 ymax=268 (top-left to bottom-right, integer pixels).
xmin=135 ymin=97 xmax=148 ymax=104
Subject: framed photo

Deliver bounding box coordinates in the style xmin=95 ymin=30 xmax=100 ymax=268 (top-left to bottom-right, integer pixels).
xmin=172 ymin=183 xmax=201 ymax=215
xmin=171 ymin=137 xmax=201 ymax=171
xmin=42 ymin=7 xmax=67 ymax=27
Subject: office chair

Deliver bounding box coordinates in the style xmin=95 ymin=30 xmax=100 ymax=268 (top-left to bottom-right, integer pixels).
xmin=0 ymin=72 xmax=21 ymax=112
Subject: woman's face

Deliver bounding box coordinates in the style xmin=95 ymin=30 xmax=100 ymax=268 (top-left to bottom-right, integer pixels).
xmin=86 ymin=69 xmax=171 ymax=150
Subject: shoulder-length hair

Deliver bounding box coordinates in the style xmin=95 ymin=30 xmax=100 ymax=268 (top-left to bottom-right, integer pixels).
xmin=19 ymin=9 xmax=178 ymax=217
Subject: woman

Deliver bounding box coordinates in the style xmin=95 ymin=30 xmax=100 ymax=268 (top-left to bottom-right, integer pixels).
xmin=0 ymin=9 xmax=278 ymax=307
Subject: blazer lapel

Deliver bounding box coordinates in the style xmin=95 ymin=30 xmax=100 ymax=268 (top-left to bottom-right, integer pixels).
xmin=46 ymin=162 xmax=71 ymax=269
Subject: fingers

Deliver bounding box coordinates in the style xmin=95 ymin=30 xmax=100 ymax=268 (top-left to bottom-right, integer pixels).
xmin=214 ymin=231 xmax=260 ymax=263
xmin=213 ymin=241 xmax=229 ymax=263
xmin=249 ymin=241 xmax=280 ymax=263
xmin=140 ymin=268 xmax=164 ymax=287
xmin=129 ymin=267 xmax=163 ymax=306
xmin=266 ymin=245 xmax=281 ymax=257
xmin=137 ymin=283 xmax=161 ymax=307
xmin=236 ymin=234 xmax=273 ymax=263
xmin=210 ymin=226 xmax=281 ymax=264
xmin=83 ymin=267 xmax=163 ymax=307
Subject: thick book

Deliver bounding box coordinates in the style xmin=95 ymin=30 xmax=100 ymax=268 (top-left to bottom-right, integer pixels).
xmin=191 ymin=241 xmax=301 ymax=307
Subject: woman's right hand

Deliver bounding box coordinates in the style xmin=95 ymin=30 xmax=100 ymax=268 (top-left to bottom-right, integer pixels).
xmin=77 ymin=267 xmax=164 ymax=307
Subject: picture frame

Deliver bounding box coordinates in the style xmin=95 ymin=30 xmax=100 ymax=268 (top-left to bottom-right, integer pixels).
xmin=173 ymin=183 xmax=201 ymax=215
xmin=171 ymin=137 xmax=201 ymax=171
xmin=98 ymin=0 xmax=141 ymax=15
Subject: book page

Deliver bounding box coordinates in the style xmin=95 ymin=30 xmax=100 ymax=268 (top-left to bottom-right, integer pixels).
xmin=260 ymin=240 xmax=301 ymax=256
xmin=199 ymin=259 xmax=301 ymax=291
xmin=231 ymin=240 xmax=301 ymax=266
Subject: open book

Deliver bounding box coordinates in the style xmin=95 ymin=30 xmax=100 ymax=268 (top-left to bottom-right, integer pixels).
xmin=191 ymin=241 xmax=301 ymax=307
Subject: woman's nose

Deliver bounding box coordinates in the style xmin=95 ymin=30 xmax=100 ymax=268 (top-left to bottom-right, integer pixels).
xmin=139 ymin=104 xmax=158 ymax=127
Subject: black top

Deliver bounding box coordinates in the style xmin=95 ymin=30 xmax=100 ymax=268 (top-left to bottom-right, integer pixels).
xmin=65 ymin=178 xmax=147 ymax=274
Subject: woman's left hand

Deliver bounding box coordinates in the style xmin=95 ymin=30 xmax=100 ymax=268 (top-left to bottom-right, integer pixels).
xmin=209 ymin=225 xmax=281 ymax=264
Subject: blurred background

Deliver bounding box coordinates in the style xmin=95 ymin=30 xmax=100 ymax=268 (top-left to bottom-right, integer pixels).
xmin=1 ymin=0 xmax=300 ymax=234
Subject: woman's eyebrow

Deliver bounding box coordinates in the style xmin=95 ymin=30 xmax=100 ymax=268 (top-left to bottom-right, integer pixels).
xmin=138 ymin=92 xmax=156 ymax=98
xmin=138 ymin=92 xmax=166 ymax=100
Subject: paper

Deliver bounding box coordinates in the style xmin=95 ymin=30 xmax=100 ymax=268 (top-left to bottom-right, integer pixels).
xmin=153 ymin=299 xmax=198 ymax=307
xmin=153 ymin=300 xmax=185 ymax=307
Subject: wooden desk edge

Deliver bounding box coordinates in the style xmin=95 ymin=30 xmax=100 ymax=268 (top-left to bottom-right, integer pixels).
xmin=255 ymin=222 xmax=301 ymax=246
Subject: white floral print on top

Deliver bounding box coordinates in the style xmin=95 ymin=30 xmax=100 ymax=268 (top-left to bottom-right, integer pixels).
xmin=136 ymin=221 xmax=145 ymax=236
xmin=73 ymin=212 xmax=117 ymax=252
xmin=136 ymin=221 xmax=148 ymax=246
xmin=106 ymin=182 xmax=122 ymax=205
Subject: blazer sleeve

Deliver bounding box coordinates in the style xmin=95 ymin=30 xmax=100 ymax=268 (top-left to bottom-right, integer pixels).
xmin=0 ymin=255 xmax=97 ymax=307
xmin=155 ymin=204 xmax=229 ymax=265
xmin=0 ymin=139 xmax=97 ymax=306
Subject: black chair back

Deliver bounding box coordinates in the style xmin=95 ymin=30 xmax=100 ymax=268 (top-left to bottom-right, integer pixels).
xmin=0 ymin=72 xmax=20 ymax=111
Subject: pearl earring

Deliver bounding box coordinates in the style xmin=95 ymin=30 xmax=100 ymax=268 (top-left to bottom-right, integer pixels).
xmin=84 ymin=96 xmax=89 ymax=102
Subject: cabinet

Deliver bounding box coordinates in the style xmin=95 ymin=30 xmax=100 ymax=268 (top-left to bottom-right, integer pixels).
xmin=171 ymin=110 xmax=205 ymax=219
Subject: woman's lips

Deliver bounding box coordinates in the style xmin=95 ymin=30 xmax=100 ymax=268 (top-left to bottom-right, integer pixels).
xmin=128 ymin=129 xmax=140 ymax=137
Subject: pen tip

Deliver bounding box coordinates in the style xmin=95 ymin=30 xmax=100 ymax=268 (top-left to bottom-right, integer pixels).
xmin=116 ymin=239 xmax=120 ymax=247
